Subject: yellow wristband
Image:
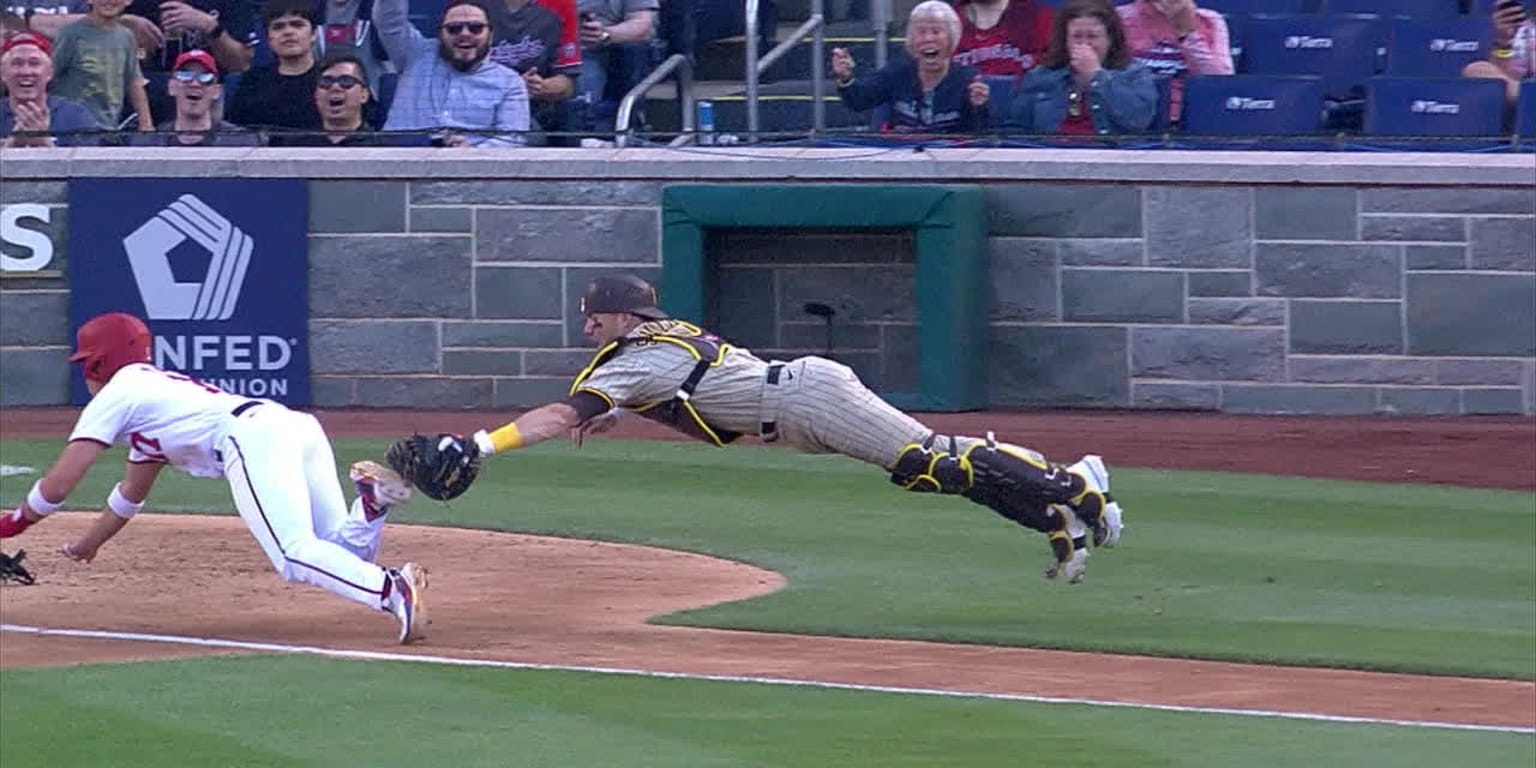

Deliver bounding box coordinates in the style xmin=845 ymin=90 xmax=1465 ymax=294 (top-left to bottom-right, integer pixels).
xmin=489 ymin=423 xmax=523 ymax=453
xmin=1493 ymin=47 xmax=1515 ymax=59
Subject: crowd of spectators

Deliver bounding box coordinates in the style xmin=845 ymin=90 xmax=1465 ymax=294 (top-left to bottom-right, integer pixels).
xmin=1 ymin=0 xmax=1533 ymax=146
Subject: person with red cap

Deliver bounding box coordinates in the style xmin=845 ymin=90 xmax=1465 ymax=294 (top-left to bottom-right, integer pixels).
xmin=129 ymin=47 xmax=258 ymax=145
xmin=0 ymin=30 xmax=99 ymax=146
xmin=0 ymin=311 xmax=432 ymax=644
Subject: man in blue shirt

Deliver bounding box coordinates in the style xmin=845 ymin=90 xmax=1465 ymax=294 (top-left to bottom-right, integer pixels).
xmin=0 ymin=31 xmax=99 ymax=146
xmin=375 ymin=0 xmax=530 ymax=147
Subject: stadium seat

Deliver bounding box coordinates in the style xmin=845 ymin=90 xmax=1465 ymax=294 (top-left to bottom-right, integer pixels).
xmin=408 ymin=0 xmax=445 ymax=36
xmin=1518 ymin=80 xmax=1536 ymax=138
xmin=1241 ymin=14 xmax=1385 ymax=98
xmin=1151 ymin=74 xmax=1174 ymax=132
xmin=1198 ymin=0 xmax=1318 ymax=14
xmin=373 ymin=72 xmax=399 ymax=131
xmin=983 ymin=75 xmax=1018 ymax=127
xmin=1181 ymin=74 xmax=1326 ymax=135
xmin=1386 ymin=17 xmax=1492 ymax=76
xmin=1364 ymin=76 xmax=1506 ymax=136
xmin=1323 ymin=0 xmax=1462 ymax=16
xmin=1225 ymin=13 xmax=1249 ymax=64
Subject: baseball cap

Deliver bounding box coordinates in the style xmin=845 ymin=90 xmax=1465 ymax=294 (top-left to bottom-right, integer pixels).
xmin=1 ymin=31 xmax=53 ymax=58
xmin=172 ymin=49 xmax=219 ymax=76
xmin=580 ymin=275 xmax=667 ymax=319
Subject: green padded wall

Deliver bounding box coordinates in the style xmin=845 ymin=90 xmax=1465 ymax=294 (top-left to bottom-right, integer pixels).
xmin=660 ymin=184 xmax=988 ymax=411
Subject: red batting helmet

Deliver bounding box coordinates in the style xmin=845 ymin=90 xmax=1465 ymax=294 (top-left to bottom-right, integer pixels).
xmin=69 ymin=312 xmax=152 ymax=384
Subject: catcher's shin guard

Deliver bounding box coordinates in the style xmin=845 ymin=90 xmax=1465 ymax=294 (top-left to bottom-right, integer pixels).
xmin=890 ymin=433 xmax=1084 ymax=534
xmin=890 ymin=434 xmax=1091 ymax=578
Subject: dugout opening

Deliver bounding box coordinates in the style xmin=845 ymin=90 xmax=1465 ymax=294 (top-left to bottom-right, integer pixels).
xmin=660 ymin=184 xmax=988 ymax=411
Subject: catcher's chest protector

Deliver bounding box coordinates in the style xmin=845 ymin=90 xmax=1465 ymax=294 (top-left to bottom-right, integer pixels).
xmin=571 ymin=322 xmax=744 ymax=446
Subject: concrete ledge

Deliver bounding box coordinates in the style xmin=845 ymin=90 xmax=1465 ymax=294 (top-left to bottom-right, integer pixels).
xmin=3 ymin=147 xmax=1533 ymax=186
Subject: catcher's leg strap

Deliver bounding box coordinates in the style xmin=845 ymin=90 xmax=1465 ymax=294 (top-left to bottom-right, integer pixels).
xmin=889 ymin=434 xmax=1090 ymax=535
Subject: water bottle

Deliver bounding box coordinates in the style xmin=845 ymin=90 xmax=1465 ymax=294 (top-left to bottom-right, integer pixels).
xmin=696 ymin=100 xmax=715 ymax=146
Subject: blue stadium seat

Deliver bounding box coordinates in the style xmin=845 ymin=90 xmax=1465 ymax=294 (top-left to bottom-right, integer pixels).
xmin=1226 ymin=13 xmax=1249 ymax=64
xmin=1181 ymin=74 xmax=1326 ymax=134
xmin=1198 ymin=0 xmax=1319 ymax=14
xmin=1323 ymin=0 xmax=1462 ymax=16
xmin=374 ymin=71 xmax=399 ymax=130
xmin=408 ymin=0 xmax=445 ymax=36
xmin=1518 ymin=80 xmax=1536 ymax=138
xmin=1387 ymin=17 xmax=1493 ymax=76
xmin=983 ymin=75 xmax=1017 ymax=127
xmin=1151 ymin=74 xmax=1174 ymax=132
xmin=1242 ymin=14 xmax=1385 ymax=97
xmin=1364 ymin=76 xmax=1506 ymax=136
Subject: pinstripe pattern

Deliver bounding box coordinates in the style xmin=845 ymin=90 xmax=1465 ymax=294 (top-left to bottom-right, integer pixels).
xmin=763 ymin=357 xmax=933 ymax=470
xmin=583 ymin=343 xmax=780 ymax=435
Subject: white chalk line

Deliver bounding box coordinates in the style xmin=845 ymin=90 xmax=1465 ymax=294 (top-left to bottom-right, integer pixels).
xmin=4 ymin=623 xmax=1532 ymax=736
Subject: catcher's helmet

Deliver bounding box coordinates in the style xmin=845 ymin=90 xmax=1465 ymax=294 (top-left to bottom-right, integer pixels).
xmin=70 ymin=312 xmax=152 ymax=385
xmin=580 ymin=275 xmax=667 ymax=320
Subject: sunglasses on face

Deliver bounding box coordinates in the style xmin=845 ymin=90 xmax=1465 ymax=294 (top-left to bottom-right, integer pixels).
xmin=172 ymin=70 xmax=217 ymax=85
xmin=441 ymin=21 xmax=487 ymax=35
xmin=316 ymin=74 xmax=364 ymax=90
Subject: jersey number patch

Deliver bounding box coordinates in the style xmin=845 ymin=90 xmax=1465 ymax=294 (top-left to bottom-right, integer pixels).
xmin=129 ymin=432 xmax=168 ymax=462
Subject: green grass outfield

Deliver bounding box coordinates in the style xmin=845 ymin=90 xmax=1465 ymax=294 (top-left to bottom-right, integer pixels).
xmin=1 ymin=437 xmax=1532 ymax=766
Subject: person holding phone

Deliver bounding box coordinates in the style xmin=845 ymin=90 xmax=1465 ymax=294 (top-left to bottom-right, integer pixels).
xmin=1463 ymin=0 xmax=1534 ymax=108
xmin=570 ymin=0 xmax=656 ymax=135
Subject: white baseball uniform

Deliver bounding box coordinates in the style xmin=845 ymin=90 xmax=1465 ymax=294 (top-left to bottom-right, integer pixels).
xmin=69 ymin=363 xmax=393 ymax=611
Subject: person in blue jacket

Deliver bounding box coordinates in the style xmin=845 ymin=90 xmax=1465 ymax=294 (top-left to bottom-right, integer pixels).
xmin=1005 ymin=0 xmax=1155 ymax=136
xmin=830 ymin=0 xmax=991 ymax=135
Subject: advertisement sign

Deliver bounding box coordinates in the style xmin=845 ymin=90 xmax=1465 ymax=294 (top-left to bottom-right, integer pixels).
xmin=67 ymin=179 xmax=310 ymax=405
xmin=0 ymin=203 xmax=58 ymax=273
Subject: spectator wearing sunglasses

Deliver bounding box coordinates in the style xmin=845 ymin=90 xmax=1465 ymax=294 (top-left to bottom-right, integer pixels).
xmin=273 ymin=52 xmax=381 ymax=145
xmin=225 ymin=0 xmax=321 ymax=134
xmin=374 ymin=0 xmax=529 ymax=147
xmin=132 ymin=48 xmax=258 ymax=144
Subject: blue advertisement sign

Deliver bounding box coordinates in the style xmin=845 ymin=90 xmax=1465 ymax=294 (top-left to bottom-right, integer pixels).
xmin=67 ymin=179 xmax=310 ymax=405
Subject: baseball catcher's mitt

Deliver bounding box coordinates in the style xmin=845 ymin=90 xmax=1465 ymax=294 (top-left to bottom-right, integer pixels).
xmin=1 ymin=549 xmax=36 ymax=585
xmin=386 ymin=433 xmax=482 ymax=501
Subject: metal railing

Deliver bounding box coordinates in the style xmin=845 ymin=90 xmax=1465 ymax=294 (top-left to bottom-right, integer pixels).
xmin=615 ymin=53 xmax=696 ymax=148
xmin=745 ymin=0 xmax=827 ymax=138
xmin=873 ymin=0 xmax=888 ymax=68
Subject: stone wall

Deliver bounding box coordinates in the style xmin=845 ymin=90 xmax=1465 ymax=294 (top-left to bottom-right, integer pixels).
xmin=1 ymin=147 xmax=1532 ymax=415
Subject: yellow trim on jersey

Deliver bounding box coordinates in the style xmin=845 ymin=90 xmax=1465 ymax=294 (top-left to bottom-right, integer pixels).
xmin=681 ymin=401 xmax=728 ymax=446
xmin=572 ymin=386 xmax=616 ymax=411
xmin=995 ymin=443 xmax=1050 ymax=471
xmin=567 ymin=326 xmax=731 ymax=398
xmin=569 ymin=340 xmax=624 ymax=396
xmin=625 ymin=399 xmax=728 ymax=447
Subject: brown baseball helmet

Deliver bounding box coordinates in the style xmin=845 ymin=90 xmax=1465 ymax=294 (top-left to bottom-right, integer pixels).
xmin=580 ymin=275 xmax=668 ymax=320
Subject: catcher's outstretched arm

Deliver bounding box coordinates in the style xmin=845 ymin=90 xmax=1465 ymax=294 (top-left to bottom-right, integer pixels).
xmin=472 ymin=402 xmax=583 ymax=456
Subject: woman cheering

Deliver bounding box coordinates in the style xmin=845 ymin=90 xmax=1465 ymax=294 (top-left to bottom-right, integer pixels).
xmin=831 ymin=1 xmax=991 ymax=135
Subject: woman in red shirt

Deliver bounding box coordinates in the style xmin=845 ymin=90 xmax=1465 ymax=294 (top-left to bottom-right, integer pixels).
xmin=950 ymin=0 xmax=1053 ymax=78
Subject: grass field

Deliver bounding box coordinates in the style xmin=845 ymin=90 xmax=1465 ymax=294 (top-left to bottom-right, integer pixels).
xmin=1 ymin=437 xmax=1532 ymax=766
